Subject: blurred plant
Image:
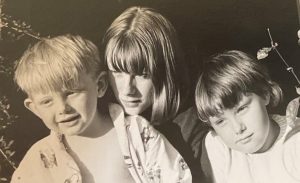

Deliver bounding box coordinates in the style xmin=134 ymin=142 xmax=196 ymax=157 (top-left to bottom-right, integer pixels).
xmin=0 ymin=62 xmax=16 ymax=177
xmin=0 ymin=55 xmax=14 ymax=76
xmin=257 ymin=28 xmax=300 ymax=94
xmin=0 ymin=13 xmax=42 ymax=40
xmin=1 ymin=1 xmax=42 ymax=180
xmin=0 ymin=96 xmax=17 ymax=181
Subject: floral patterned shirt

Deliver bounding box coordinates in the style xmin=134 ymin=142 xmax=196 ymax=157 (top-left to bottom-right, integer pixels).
xmin=109 ymin=103 xmax=192 ymax=183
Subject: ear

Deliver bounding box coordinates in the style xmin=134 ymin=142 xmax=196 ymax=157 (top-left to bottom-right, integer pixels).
xmin=96 ymin=71 xmax=108 ymax=98
xmin=24 ymin=98 xmax=41 ymax=118
xmin=264 ymin=94 xmax=270 ymax=106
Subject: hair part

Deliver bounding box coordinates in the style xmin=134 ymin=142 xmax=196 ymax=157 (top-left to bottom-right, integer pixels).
xmin=103 ymin=6 xmax=189 ymax=123
xmin=14 ymin=34 xmax=104 ymax=96
xmin=195 ymin=50 xmax=282 ymax=122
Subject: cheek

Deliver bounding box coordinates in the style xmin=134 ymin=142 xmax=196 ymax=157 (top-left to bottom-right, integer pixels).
xmin=139 ymin=81 xmax=154 ymax=96
xmin=250 ymin=106 xmax=269 ymax=131
xmin=72 ymin=94 xmax=96 ymax=115
xmin=38 ymin=111 xmax=59 ymax=130
xmin=215 ymin=127 xmax=236 ymax=147
xmin=108 ymin=76 xmax=122 ymax=93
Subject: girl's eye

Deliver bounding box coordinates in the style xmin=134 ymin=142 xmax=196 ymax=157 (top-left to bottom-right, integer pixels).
xmin=136 ymin=73 xmax=150 ymax=79
xmin=65 ymin=89 xmax=82 ymax=96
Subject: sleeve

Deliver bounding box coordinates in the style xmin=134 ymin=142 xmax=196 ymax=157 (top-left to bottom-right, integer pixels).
xmin=205 ymin=131 xmax=230 ymax=183
xmin=127 ymin=116 xmax=192 ymax=183
xmin=10 ymin=142 xmax=54 ymax=183
xmin=283 ymin=130 xmax=300 ymax=180
xmin=165 ymin=106 xmax=211 ymax=182
xmin=173 ymin=107 xmax=210 ymax=159
xmin=286 ymin=97 xmax=300 ymax=128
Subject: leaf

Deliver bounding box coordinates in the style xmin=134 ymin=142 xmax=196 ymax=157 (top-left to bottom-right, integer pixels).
xmin=7 ymin=140 xmax=14 ymax=148
xmin=0 ymin=177 xmax=8 ymax=181
xmin=296 ymin=86 xmax=300 ymax=95
xmin=257 ymin=47 xmax=272 ymax=60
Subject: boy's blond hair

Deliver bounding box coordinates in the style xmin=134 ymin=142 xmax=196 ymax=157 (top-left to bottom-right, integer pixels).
xmin=14 ymin=34 xmax=103 ymax=96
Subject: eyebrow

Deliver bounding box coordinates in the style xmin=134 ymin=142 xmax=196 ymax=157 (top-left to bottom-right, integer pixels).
xmin=237 ymin=95 xmax=252 ymax=106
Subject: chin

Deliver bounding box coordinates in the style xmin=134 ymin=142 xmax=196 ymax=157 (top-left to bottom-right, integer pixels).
xmin=124 ymin=108 xmax=141 ymax=115
xmin=244 ymin=144 xmax=264 ymax=154
xmin=61 ymin=127 xmax=83 ymax=136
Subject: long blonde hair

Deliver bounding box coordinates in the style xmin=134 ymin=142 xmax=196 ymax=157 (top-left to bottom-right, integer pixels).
xmin=103 ymin=6 xmax=188 ymax=124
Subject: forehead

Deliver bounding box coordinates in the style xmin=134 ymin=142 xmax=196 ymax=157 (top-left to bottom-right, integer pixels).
xmin=208 ymin=94 xmax=252 ymax=119
xmin=29 ymin=72 xmax=95 ymax=98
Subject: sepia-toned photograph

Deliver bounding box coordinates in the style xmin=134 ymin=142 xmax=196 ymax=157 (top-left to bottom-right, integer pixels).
xmin=1 ymin=0 xmax=300 ymax=182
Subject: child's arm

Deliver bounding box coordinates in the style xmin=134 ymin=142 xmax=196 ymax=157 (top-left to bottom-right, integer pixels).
xmin=205 ymin=131 xmax=230 ymax=183
xmin=11 ymin=133 xmax=81 ymax=183
xmin=11 ymin=142 xmax=54 ymax=183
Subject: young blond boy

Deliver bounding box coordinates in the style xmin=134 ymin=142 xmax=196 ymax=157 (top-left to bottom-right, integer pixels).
xmin=11 ymin=34 xmax=136 ymax=183
xmin=11 ymin=34 xmax=191 ymax=183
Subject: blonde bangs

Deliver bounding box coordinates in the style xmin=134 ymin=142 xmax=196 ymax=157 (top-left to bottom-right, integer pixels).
xmin=106 ymin=35 xmax=152 ymax=75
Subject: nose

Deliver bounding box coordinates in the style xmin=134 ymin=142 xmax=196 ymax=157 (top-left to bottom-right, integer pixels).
xmin=122 ymin=74 xmax=136 ymax=95
xmin=56 ymin=97 xmax=72 ymax=114
xmin=232 ymin=117 xmax=246 ymax=135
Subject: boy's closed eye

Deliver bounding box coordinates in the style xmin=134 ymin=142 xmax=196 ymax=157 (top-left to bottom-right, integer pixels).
xmin=38 ymin=97 xmax=53 ymax=106
xmin=214 ymin=119 xmax=225 ymax=126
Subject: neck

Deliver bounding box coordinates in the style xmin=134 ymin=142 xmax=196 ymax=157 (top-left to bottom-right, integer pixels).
xmin=140 ymin=107 xmax=152 ymax=121
xmin=257 ymin=118 xmax=280 ymax=153
xmin=79 ymin=112 xmax=113 ymax=138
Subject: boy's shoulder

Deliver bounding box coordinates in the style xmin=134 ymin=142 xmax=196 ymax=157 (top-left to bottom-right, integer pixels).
xmin=22 ymin=133 xmax=54 ymax=157
xmin=15 ymin=132 xmax=65 ymax=170
xmin=11 ymin=132 xmax=80 ymax=183
xmin=11 ymin=133 xmax=56 ymax=183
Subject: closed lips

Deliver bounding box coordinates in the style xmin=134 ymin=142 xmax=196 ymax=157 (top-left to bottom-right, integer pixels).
xmin=236 ymin=133 xmax=253 ymax=143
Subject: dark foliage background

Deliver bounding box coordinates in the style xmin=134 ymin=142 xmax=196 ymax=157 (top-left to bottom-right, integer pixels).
xmin=1 ymin=0 xmax=300 ymax=180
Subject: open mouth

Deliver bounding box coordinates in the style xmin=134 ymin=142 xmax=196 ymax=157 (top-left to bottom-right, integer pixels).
xmin=121 ymin=98 xmax=141 ymax=107
xmin=59 ymin=114 xmax=80 ymax=123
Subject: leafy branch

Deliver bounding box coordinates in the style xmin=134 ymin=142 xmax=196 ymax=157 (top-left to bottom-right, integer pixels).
xmin=0 ymin=96 xmax=17 ymax=171
xmin=257 ymin=28 xmax=300 ymax=93
xmin=0 ymin=13 xmax=42 ymax=40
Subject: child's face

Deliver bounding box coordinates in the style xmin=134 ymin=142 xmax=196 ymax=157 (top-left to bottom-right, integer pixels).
xmin=24 ymin=72 xmax=107 ymax=136
xmin=108 ymin=70 xmax=154 ymax=115
xmin=208 ymin=93 xmax=272 ymax=153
